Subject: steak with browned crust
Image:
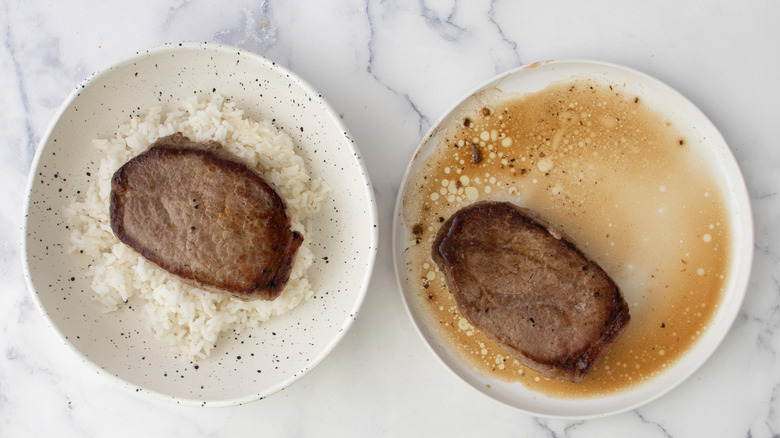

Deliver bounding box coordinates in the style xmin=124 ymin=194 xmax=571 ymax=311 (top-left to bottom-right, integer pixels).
xmin=432 ymin=201 xmax=629 ymax=382
xmin=110 ymin=133 xmax=303 ymax=301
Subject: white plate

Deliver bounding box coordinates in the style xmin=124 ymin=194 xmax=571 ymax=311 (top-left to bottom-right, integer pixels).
xmin=23 ymin=42 xmax=378 ymax=406
xmin=392 ymin=60 xmax=753 ymax=418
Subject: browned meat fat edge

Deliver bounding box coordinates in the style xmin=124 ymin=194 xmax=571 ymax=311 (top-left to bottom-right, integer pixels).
xmin=109 ymin=133 xmax=303 ymax=301
xmin=262 ymin=229 xmax=304 ymax=295
xmin=519 ymin=296 xmax=630 ymax=382
xmin=432 ymin=201 xmax=630 ymax=383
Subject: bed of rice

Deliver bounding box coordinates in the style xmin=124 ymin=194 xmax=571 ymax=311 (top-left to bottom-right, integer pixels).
xmin=64 ymin=95 xmax=330 ymax=359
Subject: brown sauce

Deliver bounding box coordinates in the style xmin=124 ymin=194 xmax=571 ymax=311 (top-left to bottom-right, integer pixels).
xmin=401 ymin=76 xmax=732 ymax=397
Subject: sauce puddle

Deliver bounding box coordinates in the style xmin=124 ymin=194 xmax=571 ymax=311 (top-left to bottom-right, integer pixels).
xmin=401 ymin=76 xmax=732 ymax=398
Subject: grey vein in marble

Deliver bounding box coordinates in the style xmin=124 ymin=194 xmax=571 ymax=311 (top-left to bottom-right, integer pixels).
xmin=419 ymin=0 xmax=466 ymax=41
xmin=214 ymin=3 xmax=278 ymax=55
xmin=2 ymin=3 xmax=37 ymax=167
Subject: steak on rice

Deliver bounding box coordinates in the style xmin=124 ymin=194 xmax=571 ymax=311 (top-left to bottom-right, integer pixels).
xmin=110 ymin=133 xmax=303 ymax=301
xmin=64 ymin=96 xmax=330 ymax=358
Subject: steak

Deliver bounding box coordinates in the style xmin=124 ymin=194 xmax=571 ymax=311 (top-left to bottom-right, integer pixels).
xmin=432 ymin=201 xmax=629 ymax=382
xmin=110 ymin=133 xmax=303 ymax=301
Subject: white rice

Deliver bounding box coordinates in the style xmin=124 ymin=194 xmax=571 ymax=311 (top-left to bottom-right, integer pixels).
xmin=64 ymin=95 xmax=330 ymax=359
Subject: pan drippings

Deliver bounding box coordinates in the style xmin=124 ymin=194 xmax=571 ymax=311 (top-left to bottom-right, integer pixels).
xmin=402 ymin=77 xmax=732 ymax=397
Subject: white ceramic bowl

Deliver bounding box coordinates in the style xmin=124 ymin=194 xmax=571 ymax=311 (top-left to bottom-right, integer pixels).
xmin=392 ymin=60 xmax=753 ymax=418
xmin=23 ymin=42 xmax=378 ymax=406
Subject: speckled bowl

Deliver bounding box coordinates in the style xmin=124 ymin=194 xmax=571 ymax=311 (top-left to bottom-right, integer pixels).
xmin=23 ymin=42 xmax=377 ymax=406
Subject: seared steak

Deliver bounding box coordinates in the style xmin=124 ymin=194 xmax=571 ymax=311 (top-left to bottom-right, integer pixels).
xmin=110 ymin=133 xmax=303 ymax=301
xmin=432 ymin=201 xmax=629 ymax=382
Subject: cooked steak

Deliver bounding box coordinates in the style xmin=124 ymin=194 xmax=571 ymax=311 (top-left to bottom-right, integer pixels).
xmin=110 ymin=133 xmax=303 ymax=301
xmin=432 ymin=201 xmax=629 ymax=382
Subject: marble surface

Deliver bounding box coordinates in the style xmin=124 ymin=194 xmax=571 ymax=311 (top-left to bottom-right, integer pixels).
xmin=2 ymin=0 xmax=778 ymax=436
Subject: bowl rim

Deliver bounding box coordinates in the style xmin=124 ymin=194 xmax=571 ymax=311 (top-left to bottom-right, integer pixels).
xmin=21 ymin=41 xmax=379 ymax=407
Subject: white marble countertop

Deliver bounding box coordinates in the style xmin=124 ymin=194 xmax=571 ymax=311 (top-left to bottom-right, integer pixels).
xmin=2 ymin=1 xmax=779 ymax=436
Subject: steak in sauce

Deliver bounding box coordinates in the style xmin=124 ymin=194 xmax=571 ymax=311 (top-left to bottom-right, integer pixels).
xmin=432 ymin=201 xmax=629 ymax=382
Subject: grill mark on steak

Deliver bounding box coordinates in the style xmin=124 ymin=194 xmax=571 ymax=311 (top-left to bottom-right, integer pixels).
xmin=432 ymin=201 xmax=629 ymax=382
xmin=110 ymin=133 xmax=303 ymax=301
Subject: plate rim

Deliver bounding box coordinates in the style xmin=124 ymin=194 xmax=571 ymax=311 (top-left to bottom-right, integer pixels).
xmin=391 ymin=59 xmax=754 ymax=419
